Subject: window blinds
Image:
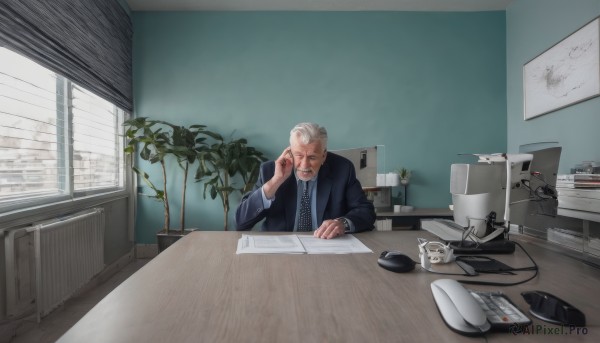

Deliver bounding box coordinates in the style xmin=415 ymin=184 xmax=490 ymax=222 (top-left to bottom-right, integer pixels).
xmin=0 ymin=0 xmax=133 ymax=112
xmin=0 ymin=48 xmax=66 ymax=200
xmin=71 ymin=85 xmax=124 ymax=192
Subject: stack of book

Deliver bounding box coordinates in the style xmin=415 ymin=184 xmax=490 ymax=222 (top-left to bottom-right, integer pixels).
xmin=556 ymin=174 xmax=600 ymax=188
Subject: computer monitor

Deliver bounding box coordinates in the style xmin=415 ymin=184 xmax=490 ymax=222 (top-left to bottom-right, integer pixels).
xmin=331 ymin=146 xmax=377 ymax=187
xmin=449 ymin=147 xmax=560 ymax=242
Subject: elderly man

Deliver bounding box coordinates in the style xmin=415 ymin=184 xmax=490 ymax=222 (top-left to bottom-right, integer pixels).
xmin=235 ymin=122 xmax=375 ymax=239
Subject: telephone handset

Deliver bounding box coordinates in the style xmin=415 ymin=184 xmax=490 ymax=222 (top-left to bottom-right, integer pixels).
xmin=430 ymin=279 xmax=491 ymax=335
xmin=430 ymin=279 xmax=531 ymax=336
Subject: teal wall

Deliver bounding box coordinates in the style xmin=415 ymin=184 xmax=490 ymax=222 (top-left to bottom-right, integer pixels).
xmin=117 ymin=0 xmax=130 ymax=14
xmin=132 ymin=11 xmax=507 ymax=243
xmin=506 ymin=0 xmax=600 ymax=172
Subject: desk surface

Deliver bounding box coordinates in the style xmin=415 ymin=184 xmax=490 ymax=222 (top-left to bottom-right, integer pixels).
xmin=58 ymin=231 xmax=600 ymax=343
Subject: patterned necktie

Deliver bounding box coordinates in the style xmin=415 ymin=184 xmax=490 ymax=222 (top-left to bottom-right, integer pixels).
xmin=297 ymin=181 xmax=312 ymax=231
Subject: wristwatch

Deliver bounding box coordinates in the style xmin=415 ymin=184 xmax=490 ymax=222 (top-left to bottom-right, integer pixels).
xmin=335 ymin=217 xmax=351 ymax=233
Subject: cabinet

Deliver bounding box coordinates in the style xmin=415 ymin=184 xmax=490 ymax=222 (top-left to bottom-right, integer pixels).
xmin=555 ymin=188 xmax=600 ymax=257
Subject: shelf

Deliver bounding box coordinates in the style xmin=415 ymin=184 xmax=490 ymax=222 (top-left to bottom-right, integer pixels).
xmin=375 ymin=208 xmax=453 ymax=230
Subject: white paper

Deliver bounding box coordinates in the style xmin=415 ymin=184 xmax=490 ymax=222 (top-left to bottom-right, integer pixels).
xmin=298 ymin=235 xmax=373 ymax=254
xmin=236 ymin=234 xmax=372 ymax=255
xmin=236 ymin=234 xmax=306 ymax=254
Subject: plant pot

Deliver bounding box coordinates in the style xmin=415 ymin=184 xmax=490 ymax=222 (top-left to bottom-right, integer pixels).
xmin=157 ymin=229 xmax=193 ymax=253
xmin=157 ymin=230 xmax=183 ymax=253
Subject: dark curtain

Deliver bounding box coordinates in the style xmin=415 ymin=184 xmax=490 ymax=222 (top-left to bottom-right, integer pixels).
xmin=0 ymin=0 xmax=133 ymax=112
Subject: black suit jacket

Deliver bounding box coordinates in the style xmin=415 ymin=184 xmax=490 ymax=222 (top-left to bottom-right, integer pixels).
xmin=235 ymin=152 xmax=375 ymax=232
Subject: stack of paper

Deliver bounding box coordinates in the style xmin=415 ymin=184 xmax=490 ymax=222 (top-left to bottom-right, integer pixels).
xmin=236 ymin=234 xmax=373 ymax=254
xmin=375 ymin=219 xmax=392 ymax=231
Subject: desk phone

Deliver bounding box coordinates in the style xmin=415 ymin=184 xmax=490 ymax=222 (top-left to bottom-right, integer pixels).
xmin=431 ymin=279 xmax=531 ymax=336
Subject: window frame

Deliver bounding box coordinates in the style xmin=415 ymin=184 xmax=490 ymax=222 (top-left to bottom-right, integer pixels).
xmin=0 ymin=47 xmax=132 ymax=216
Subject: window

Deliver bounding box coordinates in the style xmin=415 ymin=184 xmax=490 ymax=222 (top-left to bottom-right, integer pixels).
xmin=0 ymin=47 xmax=127 ymax=210
xmin=72 ymin=85 xmax=125 ymax=194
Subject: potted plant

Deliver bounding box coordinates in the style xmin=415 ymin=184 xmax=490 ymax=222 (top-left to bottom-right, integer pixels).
xmin=398 ymin=167 xmax=411 ymax=185
xmin=124 ymin=117 xmax=172 ymax=235
xmin=195 ymin=133 xmax=267 ymax=231
xmin=124 ymin=118 xmax=218 ymax=252
xmin=163 ymin=122 xmax=220 ymax=231
xmin=395 ymin=167 xmax=412 ymax=208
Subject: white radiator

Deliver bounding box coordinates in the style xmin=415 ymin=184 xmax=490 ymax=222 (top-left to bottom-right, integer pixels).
xmin=5 ymin=208 xmax=105 ymax=321
xmin=4 ymin=226 xmax=36 ymax=318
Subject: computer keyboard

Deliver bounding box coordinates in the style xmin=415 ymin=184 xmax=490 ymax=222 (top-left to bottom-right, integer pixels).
xmin=469 ymin=291 xmax=531 ymax=327
xmin=421 ymin=219 xmax=466 ymax=241
xmin=436 ymin=218 xmax=465 ymax=230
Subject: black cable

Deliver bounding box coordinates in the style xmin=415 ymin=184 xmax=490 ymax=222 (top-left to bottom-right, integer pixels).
xmin=457 ymin=241 xmax=539 ymax=286
xmin=522 ymin=173 xmax=558 ymax=201
xmin=416 ymin=261 xmax=468 ymax=276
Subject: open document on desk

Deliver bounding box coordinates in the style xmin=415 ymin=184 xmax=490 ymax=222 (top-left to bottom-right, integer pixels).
xmin=236 ymin=234 xmax=373 ymax=254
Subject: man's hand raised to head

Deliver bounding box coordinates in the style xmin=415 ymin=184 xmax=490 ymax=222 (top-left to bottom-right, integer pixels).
xmin=263 ymin=147 xmax=294 ymax=199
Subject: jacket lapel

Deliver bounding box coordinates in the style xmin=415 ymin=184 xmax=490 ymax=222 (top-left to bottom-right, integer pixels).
xmin=282 ymin=177 xmax=297 ymax=229
xmin=316 ymin=161 xmax=332 ymax=224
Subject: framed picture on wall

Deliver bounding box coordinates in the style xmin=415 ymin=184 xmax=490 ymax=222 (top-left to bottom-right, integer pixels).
xmin=523 ymin=16 xmax=600 ymax=120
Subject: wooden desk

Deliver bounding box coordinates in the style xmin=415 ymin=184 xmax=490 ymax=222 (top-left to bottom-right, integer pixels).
xmin=57 ymin=231 xmax=600 ymax=342
xmin=376 ymin=207 xmax=453 ymax=229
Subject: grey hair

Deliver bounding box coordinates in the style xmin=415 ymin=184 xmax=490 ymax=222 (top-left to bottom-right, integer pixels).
xmin=290 ymin=122 xmax=328 ymax=149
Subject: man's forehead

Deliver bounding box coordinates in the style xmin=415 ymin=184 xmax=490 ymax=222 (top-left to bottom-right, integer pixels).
xmin=290 ymin=141 xmax=324 ymax=154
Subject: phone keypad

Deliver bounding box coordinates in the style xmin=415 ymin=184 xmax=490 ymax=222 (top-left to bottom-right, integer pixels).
xmin=470 ymin=291 xmax=531 ymax=325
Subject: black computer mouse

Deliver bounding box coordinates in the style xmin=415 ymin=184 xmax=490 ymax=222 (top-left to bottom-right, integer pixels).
xmin=377 ymin=250 xmax=416 ymax=273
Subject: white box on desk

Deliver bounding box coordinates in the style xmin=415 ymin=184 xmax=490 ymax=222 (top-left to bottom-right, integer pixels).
xmin=375 ymin=219 xmax=392 ymax=231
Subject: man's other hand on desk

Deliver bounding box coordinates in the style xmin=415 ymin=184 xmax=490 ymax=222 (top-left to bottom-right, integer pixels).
xmin=313 ymin=219 xmax=346 ymax=239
